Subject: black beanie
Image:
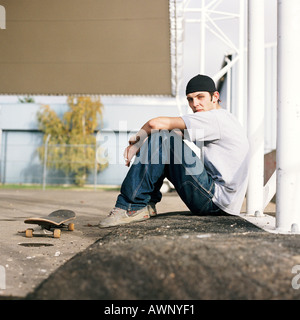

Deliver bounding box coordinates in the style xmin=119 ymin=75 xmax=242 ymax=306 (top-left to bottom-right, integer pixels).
xmin=186 ymin=74 xmax=217 ymax=95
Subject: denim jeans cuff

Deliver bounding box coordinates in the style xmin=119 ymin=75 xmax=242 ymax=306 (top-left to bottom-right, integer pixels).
xmin=115 ymin=202 xmax=147 ymax=212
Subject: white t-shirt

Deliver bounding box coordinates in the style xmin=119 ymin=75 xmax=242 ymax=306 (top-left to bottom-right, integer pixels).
xmin=181 ymin=109 xmax=250 ymax=215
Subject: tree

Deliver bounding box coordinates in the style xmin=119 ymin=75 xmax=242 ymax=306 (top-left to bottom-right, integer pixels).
xmin=37 ymin=96 xmax=108 ymax=186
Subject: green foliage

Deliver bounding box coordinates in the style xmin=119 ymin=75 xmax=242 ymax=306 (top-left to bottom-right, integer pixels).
xmin=18 ymin=96 xmax=35 ymax=103
xmin=37 ymin=96 xmax=108 ymax=186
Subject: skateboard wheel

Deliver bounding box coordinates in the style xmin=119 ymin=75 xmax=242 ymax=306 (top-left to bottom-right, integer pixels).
xmin=25 ymin=229 xmax=33 ymax=238
xmin=53 ymin=229 xmax=61 ymax=238
xmin=68 ymin=223 xmax=75 ymax=231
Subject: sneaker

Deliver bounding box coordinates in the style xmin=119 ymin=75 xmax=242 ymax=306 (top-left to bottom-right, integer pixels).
xmin=147 ymin=202 xmax=157 ymax=217
xmin=99 ymin=207 xmax=150 ymax=228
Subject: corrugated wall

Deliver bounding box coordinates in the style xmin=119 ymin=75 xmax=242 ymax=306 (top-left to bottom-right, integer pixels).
xmin=0 ymin=0 xmax=171 ymax=95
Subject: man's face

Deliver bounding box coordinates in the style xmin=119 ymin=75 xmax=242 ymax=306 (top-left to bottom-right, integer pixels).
xmin=186 ymin=91 xmax=219 ymax=113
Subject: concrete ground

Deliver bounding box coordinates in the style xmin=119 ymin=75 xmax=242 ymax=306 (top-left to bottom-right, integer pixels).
xmin=0 ymin=188 xmax=118 ymax=298
xmin=0 ymin=188 xmax=300 ymax=300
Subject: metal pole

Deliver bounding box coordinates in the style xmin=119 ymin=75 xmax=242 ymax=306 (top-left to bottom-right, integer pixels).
xmin=0 ymin=106 xmax=2 ymax=183
xmin=276 ymin=0 xmax=300 ymax=233
xmin=94 ymin=132 xmax=101 ymax=191
xmin=42 ymin=134 xmax=51 ymax=191
xmin=0 ymin=127 xmax=2 ymax=183
xmin=175 ymin=0 xmax=184 ymax=115
xmin=225 ymin=56 xmax=231 ymax=113
xmin=2 ymin=132 xmax=7 ymax=184
xmin=238 ymin=0 xmax=245 ymax=126
xmin=200 ymin=0 xmax=206 ymax=74
xmin=246 ymin=0 xmax=265 ymax=216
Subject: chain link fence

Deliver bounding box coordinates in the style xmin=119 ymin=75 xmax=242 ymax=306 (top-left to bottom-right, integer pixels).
xmin=0 ymin=139 xmax=106 ymax=189
xmin=42 ymin=141 xmax=101 ymax=190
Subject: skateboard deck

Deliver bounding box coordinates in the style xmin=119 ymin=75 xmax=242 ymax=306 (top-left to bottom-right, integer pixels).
xmin=24 ymin=209 xmax=76 ymax=238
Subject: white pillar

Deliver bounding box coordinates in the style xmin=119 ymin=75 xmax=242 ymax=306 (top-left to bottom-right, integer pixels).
xmin=246 ymin=0 xmax=265 ymax=216
xmin=200 ymin=0 xmax=206 ymax=74
xmin=237 ymin=0 xmax=245 ymax=126
xmin=276 ymin=0 xmax=300 ymax=233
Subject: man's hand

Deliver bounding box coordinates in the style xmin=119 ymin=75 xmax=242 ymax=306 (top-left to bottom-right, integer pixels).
xmin=123 ymin=117 xmax=186 ymax=167
xmin=123 ymin=144 xmax=139 ymax=167
xmin=128 ymin=135 xmax=140 ymax=146
xmin=124 ymin=135 xmax=141 ymax=167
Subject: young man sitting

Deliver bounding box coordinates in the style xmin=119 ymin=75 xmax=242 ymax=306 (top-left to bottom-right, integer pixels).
xmin=99 ymin=74 xmax=250 ymax=228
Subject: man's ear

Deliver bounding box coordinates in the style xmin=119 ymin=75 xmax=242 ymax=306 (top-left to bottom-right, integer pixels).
xmin=213 ymin=91 xmax=220 ymax=103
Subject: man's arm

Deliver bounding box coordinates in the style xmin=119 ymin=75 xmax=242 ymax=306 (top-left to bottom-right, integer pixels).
xmin=146 ymin=117 xmax=186 ymax=132
xmin=124 ymin=117 xmax=186 ymax=166
xmin=133 ymin=116 xmax=186 ymax=142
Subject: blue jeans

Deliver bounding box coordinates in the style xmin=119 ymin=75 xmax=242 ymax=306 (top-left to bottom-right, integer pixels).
xmin=116 ymin=131 xmax=222 ymax=215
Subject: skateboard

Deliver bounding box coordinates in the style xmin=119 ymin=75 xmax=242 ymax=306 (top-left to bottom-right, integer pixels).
xmin=24 ymin=209 xmax=76 ymax=239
